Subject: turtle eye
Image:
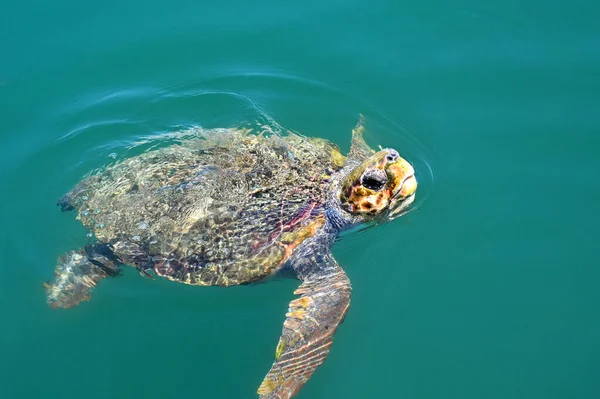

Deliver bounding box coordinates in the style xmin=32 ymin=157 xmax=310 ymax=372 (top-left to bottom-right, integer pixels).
xmin=361 ymin=173 xmax=386 ymax=191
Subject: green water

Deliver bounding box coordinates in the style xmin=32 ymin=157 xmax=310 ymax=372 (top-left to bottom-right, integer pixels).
xmin=2 ymin=1 xmax=599 ymax=398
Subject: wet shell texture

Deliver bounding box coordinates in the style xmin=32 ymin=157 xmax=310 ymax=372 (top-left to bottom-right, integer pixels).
xmin=62 ymin=127 xmax=346 ymax=285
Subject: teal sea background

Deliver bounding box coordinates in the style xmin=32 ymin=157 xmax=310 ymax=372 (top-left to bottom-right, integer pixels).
xmin=1 ymin=1 xmax=599 ymax=398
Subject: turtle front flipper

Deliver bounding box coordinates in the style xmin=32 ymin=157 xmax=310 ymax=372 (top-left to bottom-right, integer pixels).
xmin=346 ymin=114 xmax=376 ymax=164
xmin=44 ymin=244 xmax=120 ymax=308
xmin=258 ymin=258 xmax=351 ymax=399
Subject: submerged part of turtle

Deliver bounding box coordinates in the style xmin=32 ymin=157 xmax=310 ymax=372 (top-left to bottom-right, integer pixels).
xmin=45 ymin=116 xmax=417 ymax=398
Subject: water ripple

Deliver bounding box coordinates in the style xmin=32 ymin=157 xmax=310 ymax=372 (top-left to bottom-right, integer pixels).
xmin=47 ymin=67 xmax=435 ymax=215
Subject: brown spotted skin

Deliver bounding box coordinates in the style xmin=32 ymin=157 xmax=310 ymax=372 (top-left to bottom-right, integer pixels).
xmin=339 ymin=149 xmax=416 ymax=216
xmin=46 ymin=117 xmax=419 ymax=399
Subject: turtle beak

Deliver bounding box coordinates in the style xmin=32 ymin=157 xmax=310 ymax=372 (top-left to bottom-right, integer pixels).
xmin=387 ymin=157 xmax=417 ymax=198
xmin=398 ymin=174 xmax=417 ymax=198
xmin=386 ymin=157 xmax=417 ymax=218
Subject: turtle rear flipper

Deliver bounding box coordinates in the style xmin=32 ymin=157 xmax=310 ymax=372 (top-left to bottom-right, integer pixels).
xmin=44 ymin=244 xmax=120 ymax=308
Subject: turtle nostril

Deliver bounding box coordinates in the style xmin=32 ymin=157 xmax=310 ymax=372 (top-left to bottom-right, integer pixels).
xmin=385 ymin=150 xmax=399 ymax=162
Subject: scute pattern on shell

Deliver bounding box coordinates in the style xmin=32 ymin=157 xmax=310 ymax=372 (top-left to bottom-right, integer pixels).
xmin=61 ymin=126 xmax=345 ymax=286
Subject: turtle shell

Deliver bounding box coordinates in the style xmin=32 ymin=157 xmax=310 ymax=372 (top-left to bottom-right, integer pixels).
xmin=60 ymin=127 xmax=345 ymax=286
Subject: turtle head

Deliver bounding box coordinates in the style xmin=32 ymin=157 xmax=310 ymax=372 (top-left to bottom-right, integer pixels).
xmin=339 ymin=148 xmax=417 ymax=221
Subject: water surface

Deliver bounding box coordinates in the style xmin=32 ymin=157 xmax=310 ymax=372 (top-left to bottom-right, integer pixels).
xmin=1 ymin=1 xmax=599 ymax=398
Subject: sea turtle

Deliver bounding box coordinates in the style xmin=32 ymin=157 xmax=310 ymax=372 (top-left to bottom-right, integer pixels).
xmin=44 ymin=115 xmax=417 ymax=398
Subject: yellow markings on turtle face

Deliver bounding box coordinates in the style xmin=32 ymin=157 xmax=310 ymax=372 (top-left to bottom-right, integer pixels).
xmin=353 ymin=186 xmax=369 ymax=197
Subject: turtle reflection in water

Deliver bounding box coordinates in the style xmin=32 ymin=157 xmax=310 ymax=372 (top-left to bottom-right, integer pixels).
xmin=45 ymin=116 xmax=418 ymax=398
